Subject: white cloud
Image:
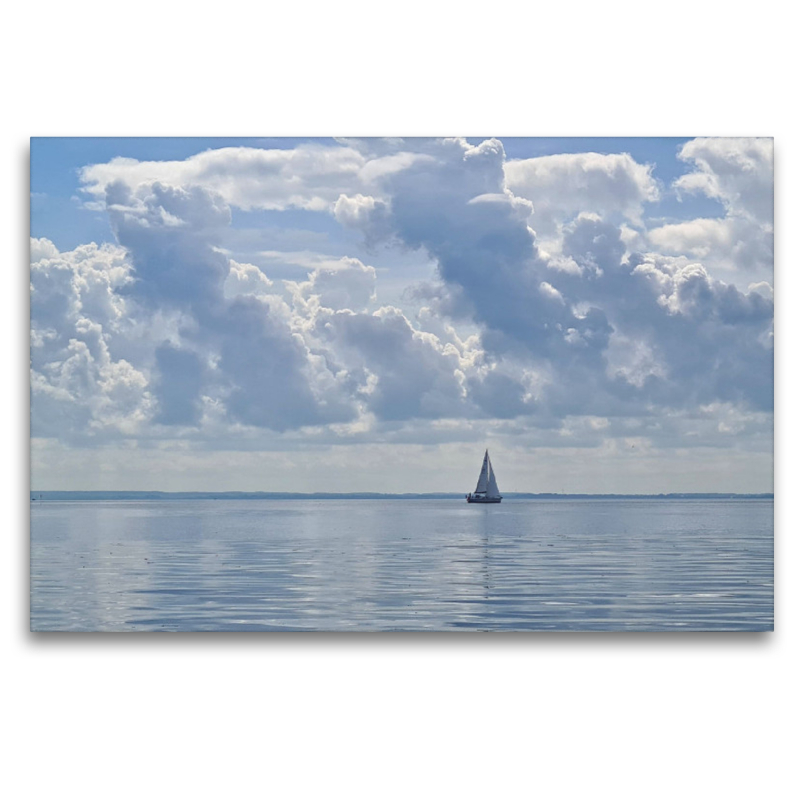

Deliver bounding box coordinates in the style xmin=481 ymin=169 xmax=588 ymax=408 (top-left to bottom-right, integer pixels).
xmin=29 ymin=138 xmax=773 ymax=486
xmin=30 ymin=237 xmax=59 ymax=261
xmin=675 ymin=137 xmax=773 ymax=222
xmin=30 ymin=239 xmax=157 ymax=440
xmin=311 ymin=305 xmax=470 ymax=421
xmin=79 ymin=144 xmax=430 ymax=213
xmin=286 ymin=257 xmax=377 ymax=313
xmin=504 ymin=151 xmax=660 ymax=233
xmin=539 ymin=281 xmax=565 ymax=304
xmin=648 ymin=212 xmax=773 ymax=281
xmin=649 ymin=137 xmax=773 ymax=284
xmin=224 ymin=259 xmax=274 ymax=298
xmin=333 ymin=193 xmax=393 ymax=243
xmin=348 ymin=141 xmax=773 ymax=422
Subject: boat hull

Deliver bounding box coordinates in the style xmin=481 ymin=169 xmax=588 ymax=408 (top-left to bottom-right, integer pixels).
xmin=466 ymin=495 xmax=502 ymax=504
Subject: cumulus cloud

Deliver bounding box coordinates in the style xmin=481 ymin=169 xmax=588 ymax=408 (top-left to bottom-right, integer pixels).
xmin=31 ymin=168 xmax=483 ymax=441
xmin=224 ymin=259 xmax=274 ymax=299
xmin=79 ymin=144 xmax=431 ymax=213
xmin=32 ymin=194 xmax=351 ymax=440
xmin=104 ymin=180 xmax=366 ymax=432
xmin=345 ymin=138 xmax=773 ymax=425
xmin=504 ymin=151 xmax=660 ymax=234
xmin=31 ymin=137 xmax=773 ymax=473
xmin=675 ymin=137 xmax=773 ymax=222
xmin=30 ymin=238 xmax=155 ymax=440
xmin=627 ymin=253 xmax=773 ymax=409
xmin=649 ymin=137 xmax=773 ymax=282
xmin=333 ymin=193 xmax=393 ymax=244
xmin=286 ymin=257 xmax=377 ymax=313
xmin=309 ymin=305 xmax=469 ymax=422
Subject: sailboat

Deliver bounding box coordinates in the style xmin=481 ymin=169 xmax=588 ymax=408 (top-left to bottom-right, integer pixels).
xmin=466 ymin=449 xmax=502 ymax=504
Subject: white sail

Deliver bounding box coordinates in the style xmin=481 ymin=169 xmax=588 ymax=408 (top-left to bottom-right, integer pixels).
xmin=474 ymin=450 xmax=490 ymax=494
xmin=467 ymin=449 xmax=502 ymax=503
xmin=486 ymin=456 xmax=500 ymax=498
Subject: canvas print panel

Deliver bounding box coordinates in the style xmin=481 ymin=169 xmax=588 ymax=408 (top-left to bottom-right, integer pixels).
xmin=30 ymin=137 xmax=774 ymax=631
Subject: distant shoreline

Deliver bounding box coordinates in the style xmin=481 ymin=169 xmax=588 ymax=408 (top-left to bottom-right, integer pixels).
xmin=30 ymin=491 xmax=774 ymax=501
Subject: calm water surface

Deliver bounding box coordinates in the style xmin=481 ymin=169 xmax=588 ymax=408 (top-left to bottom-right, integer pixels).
xmin=30 ymin=499 xmax=773 ymax=631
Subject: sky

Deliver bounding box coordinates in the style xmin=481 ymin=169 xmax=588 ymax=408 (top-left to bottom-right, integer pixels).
xmin=29 ymin=136 xmax=774 ymax=492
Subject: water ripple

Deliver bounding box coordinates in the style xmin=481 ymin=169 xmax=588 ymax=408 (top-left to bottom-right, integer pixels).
xmin=31 ymin=498 xmax=773 ymax=631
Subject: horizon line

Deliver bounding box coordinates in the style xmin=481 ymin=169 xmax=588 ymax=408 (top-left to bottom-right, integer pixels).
xmin=30 ymin=490 xmax=774 ymax=499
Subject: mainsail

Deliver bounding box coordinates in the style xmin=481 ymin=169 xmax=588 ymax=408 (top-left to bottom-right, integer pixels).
xmin=486 ymin=459 xmax=500 ymax=498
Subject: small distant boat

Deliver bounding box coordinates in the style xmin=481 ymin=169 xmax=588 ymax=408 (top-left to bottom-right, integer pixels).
xmin=466 ymin=449 xmax=502 ymax=504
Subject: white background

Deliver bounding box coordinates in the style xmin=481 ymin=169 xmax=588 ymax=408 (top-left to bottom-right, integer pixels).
xmin=4 ymin=3 xmax=796 ymax=798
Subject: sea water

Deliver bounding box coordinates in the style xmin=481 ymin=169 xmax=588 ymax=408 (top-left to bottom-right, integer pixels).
xmin=30 ymin=498 xmax=773 ymax=632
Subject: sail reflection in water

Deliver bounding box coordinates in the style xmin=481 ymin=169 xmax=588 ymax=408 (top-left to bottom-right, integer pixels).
xmin=30 ymin=498 xmax=773 ymax=632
